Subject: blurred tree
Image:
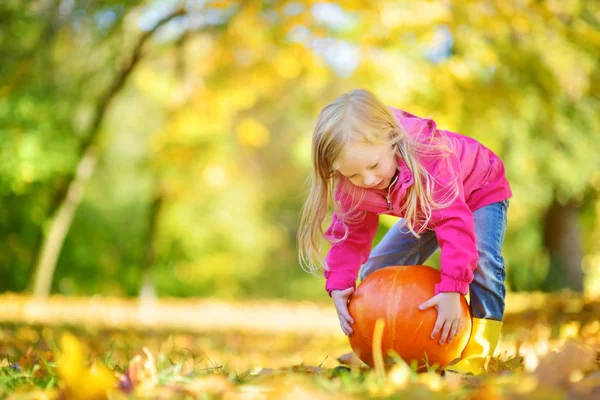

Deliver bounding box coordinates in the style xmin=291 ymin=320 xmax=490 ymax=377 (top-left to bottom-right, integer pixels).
xmin=351 ymin=0 xmax=600 ymax=291
xmin=31 ymin=4 xmax=185 ymax=297
xmin=1 ymin=0 xmax=598 ymax=299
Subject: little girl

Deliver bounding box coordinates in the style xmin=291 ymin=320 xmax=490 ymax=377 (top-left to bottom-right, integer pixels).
xmin=298 ymin=89 xmax=511 ymax=375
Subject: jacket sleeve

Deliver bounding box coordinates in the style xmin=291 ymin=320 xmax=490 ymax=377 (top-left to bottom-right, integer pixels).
xmin=323 ymin=208 xmax=379 ymax=295
xmin=428 ymin=153 xmax=478 ymax=296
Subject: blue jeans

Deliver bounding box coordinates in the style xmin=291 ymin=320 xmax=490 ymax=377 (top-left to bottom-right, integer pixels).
xmin=359 ymin=200 xmax=509 ymax=321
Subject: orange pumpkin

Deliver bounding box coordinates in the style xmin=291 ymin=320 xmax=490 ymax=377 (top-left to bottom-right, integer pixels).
xmin=348 ymin=265 xmax=472 ymax=370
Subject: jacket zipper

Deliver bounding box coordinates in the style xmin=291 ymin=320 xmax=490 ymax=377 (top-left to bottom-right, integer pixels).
xmin=385 ymin=173 xmax=400 ymax=210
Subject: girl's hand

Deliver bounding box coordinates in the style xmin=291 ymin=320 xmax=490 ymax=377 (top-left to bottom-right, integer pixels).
xmin=331 ymin=288 xmax=355 ymax=336
xmin=418 ymin=292 xmax=463 ymax=345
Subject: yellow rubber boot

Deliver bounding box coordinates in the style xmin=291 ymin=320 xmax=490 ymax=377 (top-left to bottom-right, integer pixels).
xmin=444 ymin=318 xmax=503 ymax=375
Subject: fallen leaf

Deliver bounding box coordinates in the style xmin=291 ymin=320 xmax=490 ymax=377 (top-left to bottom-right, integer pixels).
xmin=469 ymin=385 xmax=502 ymax=400
xmin=57 ymin=334 xmax=86 ymax=389
xmin=533 ymin=339 xmax=596 ymax=389
xmin=126 ymin=347 xmax=158 ymax=393
xmin=16 ymin=347 xmax=53 ymax=377
xmin=288 ymin=365 xmax=325 ymax=374
xmin=337 ymin=351 xmax=363 ymax=367
xmin=387 ymin=360 xmax=412 ymax=389
xmin=570 ymin=370 xmax=600 ymax=399
xmin=488 ymin=355 xmax=524 ymax=373
xmin=56 ymin=333 xmax=116 ymax=400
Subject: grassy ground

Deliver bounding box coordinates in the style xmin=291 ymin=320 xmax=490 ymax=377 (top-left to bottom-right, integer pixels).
xmin=0 ymin=292 xmax=599 ymax=399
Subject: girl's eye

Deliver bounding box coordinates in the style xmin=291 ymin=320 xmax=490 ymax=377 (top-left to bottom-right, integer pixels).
xmin=369 ymin=163 xmax=379 ymax=169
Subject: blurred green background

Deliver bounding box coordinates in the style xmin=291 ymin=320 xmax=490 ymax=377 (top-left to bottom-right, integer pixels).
xmin=1 ymin=0 xmax=599 ymax=301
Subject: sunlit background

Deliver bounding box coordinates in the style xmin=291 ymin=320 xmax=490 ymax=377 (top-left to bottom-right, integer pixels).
xmin=1 ymin=0 xmax=599 ymax=302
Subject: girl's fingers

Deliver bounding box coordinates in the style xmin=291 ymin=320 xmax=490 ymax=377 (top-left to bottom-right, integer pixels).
xmin=340 ymin=319 xmax=353 ymax=336
xmin=448 ymin=319 xmax=460 ymax=343
xmin=342 ymin=310 xmax=354 ymax=325
xmin=338 ymin=310 xmax=354 ymax=326
xmin=334 ymin=299 xmax=354 ymax=324
xmin=336 ymin=308 xmax=354 ymax=335
xmin=439 ymin=320 xmax=452 ymax=344
xmin=431 ymin=319 xmax=444 ymax=339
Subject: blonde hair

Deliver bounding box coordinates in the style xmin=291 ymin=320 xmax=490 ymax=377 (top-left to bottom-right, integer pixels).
xmin=297 ymin=89 xmax=459 ymax=275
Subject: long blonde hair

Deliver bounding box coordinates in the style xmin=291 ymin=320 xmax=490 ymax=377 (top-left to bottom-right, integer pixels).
xmin=297 ymin=89 xmax=458 ymax=276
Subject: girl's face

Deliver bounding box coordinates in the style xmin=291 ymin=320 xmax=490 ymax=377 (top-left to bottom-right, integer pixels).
xmin=334 ymin=141 xmax=397 ymax=190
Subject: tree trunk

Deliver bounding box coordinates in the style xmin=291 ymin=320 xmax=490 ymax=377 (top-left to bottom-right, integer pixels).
xmin=32 ymin=147 xmax=98 ymax=296
xmin=542 ymin=199 xmax=584 ymax=292
xmin=30 ymin=8 xmax=185 ymax=297
xmin=139 ymin=191 xmax=163 ymax=300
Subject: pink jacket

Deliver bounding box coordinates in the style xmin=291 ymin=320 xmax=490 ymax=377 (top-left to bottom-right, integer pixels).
xmin=323 ymin=107 xmax=512 ymax=296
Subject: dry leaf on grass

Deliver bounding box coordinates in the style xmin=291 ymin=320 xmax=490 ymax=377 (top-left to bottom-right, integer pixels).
xmin=487 ymin=355 xmax=524 ymax=373
xmin=125 ymin=347 xmax=158 ymax=393
xmin=56 ymin=333 xmax=116 ymax=400
xmin=337 ymin=351 xmax=363 ymax=367
xmin=533 ymin=339 xmax=597 ymax=389
xmin=252 ymin=365 xmax=325 ymax=379
xmin=569 ymin=370 xmax=600 ymax=399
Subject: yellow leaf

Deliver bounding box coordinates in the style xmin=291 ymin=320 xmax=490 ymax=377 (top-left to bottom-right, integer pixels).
xmin=417 ymin=371 xmax=443 ymax=391
xmin=81 ymin=362 xmax=117 ymax=400
xmin=236 ymin=118 xmax=270 ymax=147
xmin=387 ymin=360 xmax=412 ymax=389
xmin=57 ymin=333 xmax=85 ymax=388
xmin=57 ymin=333 xmax=116 ymax=400
xmin=274 ymin=52 xmax=302 ymax=79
